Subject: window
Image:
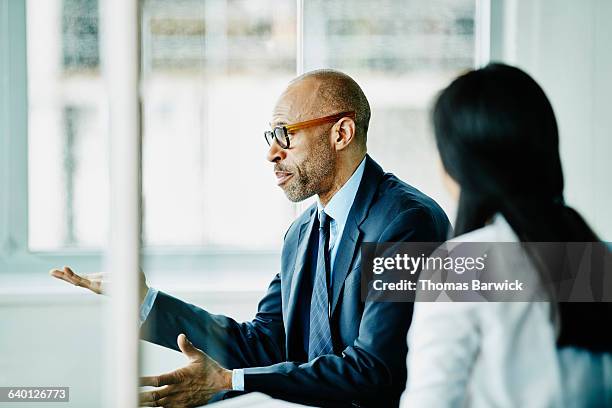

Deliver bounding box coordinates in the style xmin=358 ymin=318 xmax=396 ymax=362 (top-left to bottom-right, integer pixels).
xmin=139 ymin=0 xmax=296 ymax=249
xmin=28 ymin=0 xmax=107 ymax=250
xmin=303 ymin=0 xmax=476 ymax=215
xmin=26 ymin=0 xmax=297 ymax=252
xmin=62 ymin=0 xmax=99 ymax=70
xmin=2 ymin=0 xmax=478 ymax=274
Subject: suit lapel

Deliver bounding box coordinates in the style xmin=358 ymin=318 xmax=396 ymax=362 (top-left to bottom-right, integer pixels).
xmin=330 ymin=155 xmax=384 ymax=315
xmin=285 ymin=208 xmax=316 ymax=341
xmin=330 ymin=215 xmax=361 ymax=314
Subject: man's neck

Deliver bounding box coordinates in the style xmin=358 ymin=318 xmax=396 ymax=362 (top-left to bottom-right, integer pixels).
xmin=318 ymin=154 xmax=366 ymax=207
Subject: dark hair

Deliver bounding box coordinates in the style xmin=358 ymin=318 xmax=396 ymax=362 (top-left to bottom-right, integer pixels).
xmin=433 ymin=63 xmax=611 ymax=351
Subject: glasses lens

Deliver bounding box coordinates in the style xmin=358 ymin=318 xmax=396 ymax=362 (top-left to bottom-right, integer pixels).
xmin=264 ymin=131 xmax=274 ymax=146
xmin=274 ymin=127 xmax=288 ymax=149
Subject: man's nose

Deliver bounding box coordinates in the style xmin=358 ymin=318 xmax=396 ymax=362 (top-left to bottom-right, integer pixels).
xmin=266 ymin=140 xmax=287 ymax=163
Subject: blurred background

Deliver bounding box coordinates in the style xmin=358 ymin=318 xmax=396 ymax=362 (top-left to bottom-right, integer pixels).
xmin=1 ymin=0 xmax=611 ymax=406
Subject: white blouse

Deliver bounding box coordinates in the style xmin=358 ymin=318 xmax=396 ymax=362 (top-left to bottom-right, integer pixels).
xmin=401 ymin=215 xmax=612 ymax=408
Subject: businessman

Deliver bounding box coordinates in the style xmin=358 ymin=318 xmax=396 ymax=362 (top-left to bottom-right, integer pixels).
xmin=52 ymin=69 xmax=450 ymax=407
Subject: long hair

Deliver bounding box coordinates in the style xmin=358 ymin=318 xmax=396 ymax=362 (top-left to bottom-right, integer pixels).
xmin=433 ymin=63 xmax=611 ymax=351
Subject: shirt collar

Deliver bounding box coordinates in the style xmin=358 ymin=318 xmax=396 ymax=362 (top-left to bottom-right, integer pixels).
xmin=317 ymin=157 xmax=366 ymax=227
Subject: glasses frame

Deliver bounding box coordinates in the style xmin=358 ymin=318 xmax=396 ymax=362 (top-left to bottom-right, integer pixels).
xmin=264 ymin=111 xmax=356 ymax=149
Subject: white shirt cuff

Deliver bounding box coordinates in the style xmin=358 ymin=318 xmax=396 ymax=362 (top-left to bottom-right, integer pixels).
xmin=139 ymin=287 xmax=159 ymax=326
xmin=232 ymin=369 xmax=245 ymax=391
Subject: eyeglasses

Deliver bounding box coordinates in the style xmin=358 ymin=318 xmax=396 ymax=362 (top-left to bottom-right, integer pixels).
xmin=264 ymin=111 xmax=356 ymax=149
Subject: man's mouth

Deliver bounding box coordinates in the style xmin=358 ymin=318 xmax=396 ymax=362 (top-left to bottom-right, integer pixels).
xmin=275 ymin=171 xmax=294 ymax=186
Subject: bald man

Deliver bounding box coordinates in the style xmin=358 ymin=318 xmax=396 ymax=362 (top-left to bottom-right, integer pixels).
xmin=52 ymin=70 xmax=450 ymax=407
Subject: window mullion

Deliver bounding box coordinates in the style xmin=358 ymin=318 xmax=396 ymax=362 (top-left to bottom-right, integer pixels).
xmin=296 ymin=0 xmax=304 ymax=76
xmin=475 ymin=0 xmax=492 ymax=67
xmin=0 ymin=0 xmax=29 ymax=261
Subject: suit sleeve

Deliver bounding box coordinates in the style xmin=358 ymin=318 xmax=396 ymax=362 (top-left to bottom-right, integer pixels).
xmin=140 ymin=272 xmax=285 ymax=370
xmin=242 ymin=207 xmax=442 ymax=405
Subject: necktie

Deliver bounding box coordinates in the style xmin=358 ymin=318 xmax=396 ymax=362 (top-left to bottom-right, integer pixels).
xmin=308 ymin=210 xmax=334 ymax=360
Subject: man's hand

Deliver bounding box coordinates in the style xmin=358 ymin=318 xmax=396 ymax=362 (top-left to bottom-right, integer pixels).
xmin=49 ymin=266 xmax=106 ymax=294
xmin=140 ymin=334 xmax=232 ymax=407
xmin=49 ymin=266 xmax=149 ymax=303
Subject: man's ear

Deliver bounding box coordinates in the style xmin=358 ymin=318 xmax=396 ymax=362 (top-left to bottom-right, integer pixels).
xmin=333 ymin=117 xmax=356 ymax=151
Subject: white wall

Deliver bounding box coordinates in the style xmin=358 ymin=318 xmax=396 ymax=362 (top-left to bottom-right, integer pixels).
xmin=0 ymin=289 xmax=264 ymax=408
xmin=490 ymin=0 xmax=612 ymax=240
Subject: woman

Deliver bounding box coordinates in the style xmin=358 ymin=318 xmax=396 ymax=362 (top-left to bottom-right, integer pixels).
xmin=401 ymin=63 xmax=612 ymax=407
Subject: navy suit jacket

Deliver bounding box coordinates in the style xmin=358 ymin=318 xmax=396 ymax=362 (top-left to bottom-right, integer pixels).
xmin=141 ymin=155 xmax=450 ymax=407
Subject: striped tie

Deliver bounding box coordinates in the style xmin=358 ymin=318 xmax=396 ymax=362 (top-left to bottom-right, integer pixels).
xmin=308 ymin=210 xmax=334 ymax=360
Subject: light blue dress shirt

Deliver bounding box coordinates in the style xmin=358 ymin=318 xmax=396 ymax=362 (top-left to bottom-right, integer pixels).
xmin=140 ymin=157 xmax=367 ymax=391
xmin=316 ymin=157 xmax=366 ymax=280
xmin=139 ymin=287 xmax=159 ymax=325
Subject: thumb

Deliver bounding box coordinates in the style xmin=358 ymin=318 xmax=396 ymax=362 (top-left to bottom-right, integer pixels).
xmin=177 ymin=333 xmax=203 ymax=361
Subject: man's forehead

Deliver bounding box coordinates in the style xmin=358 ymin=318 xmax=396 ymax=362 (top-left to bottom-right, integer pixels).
xmin=270 ymin=79 xmax=321 ymax=126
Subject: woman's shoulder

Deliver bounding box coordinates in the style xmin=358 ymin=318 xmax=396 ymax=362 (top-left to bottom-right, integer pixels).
xmin=448 ymin=214 xmax=518 ymax=243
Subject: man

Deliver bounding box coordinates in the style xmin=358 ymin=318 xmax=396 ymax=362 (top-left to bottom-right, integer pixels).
xmin=51 ymin=69 xmax=450 ymax=407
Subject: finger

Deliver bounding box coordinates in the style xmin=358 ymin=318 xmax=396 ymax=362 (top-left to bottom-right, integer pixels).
xmin=140 ymin=396 xmax=172 ymax=407
xmin=139 ymin=385 xmax=174 ymax=403
xmin=49 ymin=268 xmax=62 ymax=277
xmin=64 ymin=266 xmax=98 ymax=290
xmin=49 ymin=268 xmax=82 ymax=286
xmin=177 ymin=334 xmax=203 ymax=361
xmin=140 ymin=372 xmax=179 ymax=387
xmin=58 ymin=266 xmax=83 ymax=283
xmin=49 ymin=268 xmax=71 ymax=281
xmin=64 ymin=266 xmax=84 ymax=281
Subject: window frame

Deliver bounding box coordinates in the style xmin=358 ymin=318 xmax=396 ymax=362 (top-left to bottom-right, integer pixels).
xmin=1 ymin=0 xmax=31 ymax=273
